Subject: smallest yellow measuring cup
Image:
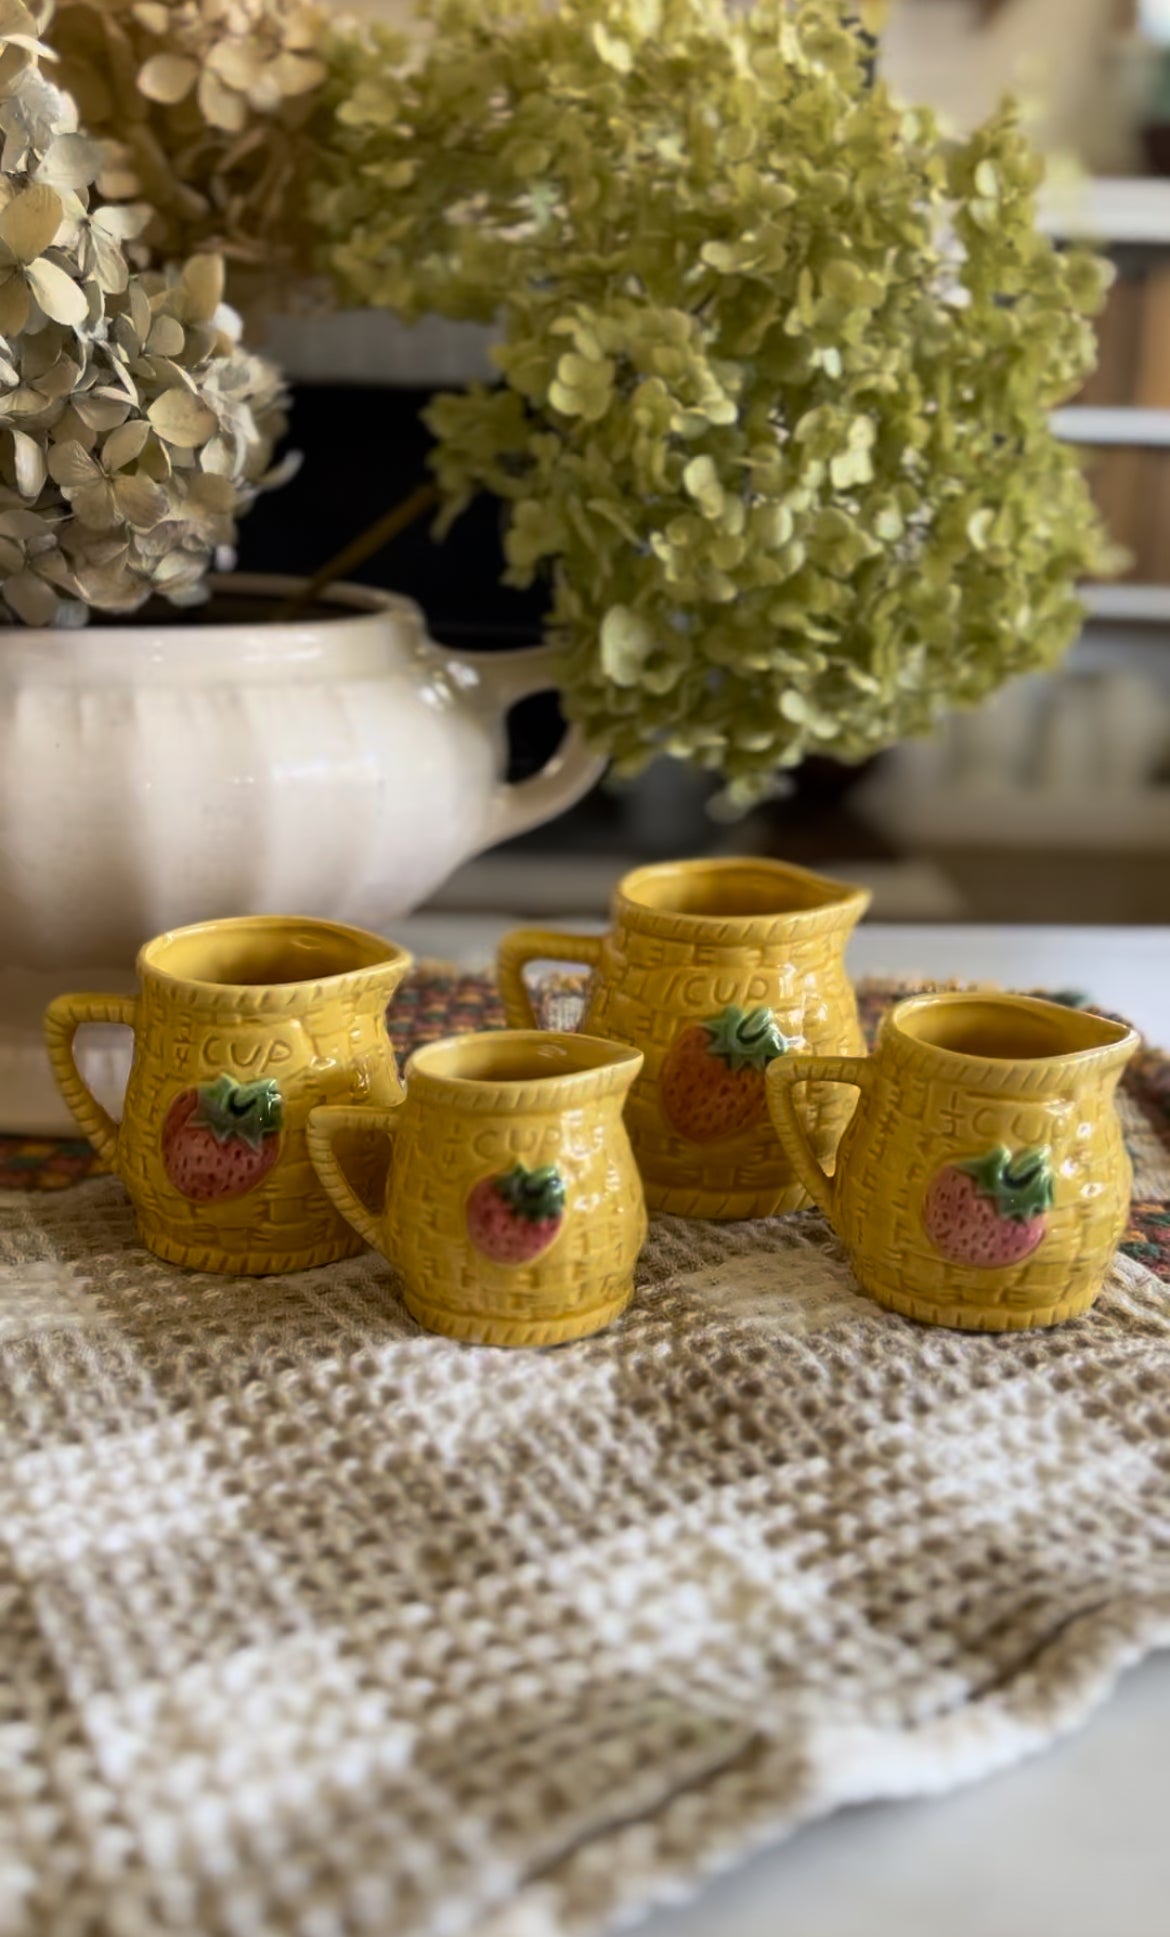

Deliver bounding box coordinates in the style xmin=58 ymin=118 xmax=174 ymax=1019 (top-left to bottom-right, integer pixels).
xmin=309 ymin=1030 xmax=647 ymax=1347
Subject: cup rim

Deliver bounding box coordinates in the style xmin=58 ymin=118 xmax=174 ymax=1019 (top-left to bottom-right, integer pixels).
xmin=887 ymin=990 xmax=1140 ymax=1068
xmin=613 ymin=855 xmax=870 ymax=935
xmin=405 ymin=1029 xmax=643 ymax=1099
xmin=138 ymin=915 xmax=410 ymax=995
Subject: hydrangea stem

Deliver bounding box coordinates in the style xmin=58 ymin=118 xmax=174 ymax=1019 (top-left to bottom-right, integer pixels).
xmin=278 ymin=482 xmax=440 ymax=618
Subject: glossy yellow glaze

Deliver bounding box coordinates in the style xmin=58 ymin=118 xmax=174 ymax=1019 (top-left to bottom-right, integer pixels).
xmin=767 ymin=992 xmax=1140 ymax=1330
xmin=308 ymin=1031 xmax=647 ymax=1347
xmin=44 ymin=916 xmax=411 ymax=1275
xmin=498 ymin=857 xmax=870 ymax=1219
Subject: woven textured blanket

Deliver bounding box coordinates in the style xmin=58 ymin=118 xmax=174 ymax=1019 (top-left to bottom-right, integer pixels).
xmin=1 ymin=973 xmax=1168 ymax=1937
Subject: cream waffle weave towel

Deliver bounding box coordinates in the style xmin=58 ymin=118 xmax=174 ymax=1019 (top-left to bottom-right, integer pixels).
xmin=1 ymin=1159 xmax=1169 ymax=1937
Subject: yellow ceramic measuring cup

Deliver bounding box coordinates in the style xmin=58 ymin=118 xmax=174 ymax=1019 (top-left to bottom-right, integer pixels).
xmin=767 ymin=991 xmax=1140 ymax=1330
xmin=309 ymin=1030 xmax=646 ymax=1346
xmin=44 ymin=915 xmax=411 ymax=1275
xmin=498 ymin=856 xmax=870 ymax=1220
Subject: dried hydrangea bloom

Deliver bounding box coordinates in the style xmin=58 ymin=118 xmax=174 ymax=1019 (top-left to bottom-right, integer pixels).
xmin=314 ymin=0 xmax=1115 ymax=803
xmin=47 ymin=0 xmax=328 ymax=295
xmin=0 ymin=1 xmax=290 ymax=625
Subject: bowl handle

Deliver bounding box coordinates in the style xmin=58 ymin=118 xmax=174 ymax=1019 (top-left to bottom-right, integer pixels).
xmin=467 ymin=644 xmax=607 ymax=848
xmin=43 ymin=994 xmax=138 ymax=1167
xmin=766 ymin=1054 xmax=872 ymax=1222
xmin=307 ymin=1103 xmax=400 ymax=1251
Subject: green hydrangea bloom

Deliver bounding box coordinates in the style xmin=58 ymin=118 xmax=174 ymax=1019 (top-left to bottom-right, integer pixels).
xmin=313 ymin=0 xmax=1114 ymax=803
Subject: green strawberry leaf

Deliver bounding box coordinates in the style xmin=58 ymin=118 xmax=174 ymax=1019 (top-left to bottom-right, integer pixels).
xmin=494 ymin=1161 xmax=567 ymax=1222
xmin=192 ymin=1074 xmax=283 ymax=1151
xmin=958 ymin=1144 xmax=1054 ymax=1222
xmin=702 ymin=1004 xmax=794 ymax=1074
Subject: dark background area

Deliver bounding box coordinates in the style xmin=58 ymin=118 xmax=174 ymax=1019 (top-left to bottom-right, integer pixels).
xmin=241 ymin=384 xmax=546 ymax=642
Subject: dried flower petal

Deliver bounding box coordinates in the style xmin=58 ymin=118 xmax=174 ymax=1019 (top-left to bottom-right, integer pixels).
xmin=10 ymin=421 xmax=41 ymax=494
xmin=114 ymin=472 xmax=167 ymax=525
xmin=178 ymin=251 xmax=224 ymax=322
xmin=207 ymin=39 xmax=265 ymax=92
xmin=35 ymin=132 xmax=104 ymax=192
xmin=127 ymin=280 xmax=150 ymax=341
xmin=147 ymin=387 xmax=217 ymax=446
xmin=5 ymin=567 xmax=57 ymax=622
xmin=0 ymin=505 xmax=51 ymax=538
xmin=187 ymin=468 xmax=237 ymax=511
xmin=197 ymin=64 xmax=248 ymax=133
xmin=26 ymin=252 xmax=86 ymax=323
xmin=137 ymin=52 xmax=198 ymax=106
xmin=0 ymin=270 xmax=29 ymax=333
xmin=267 ymin=50 xmax=323 ymax=96
xmin=102 ymin=418 xmax=150 ymax=471
xmin=0 ymin=0 xmax=52 ymax=61
xmin=48 ymin=439 xmax=100 ymax=489
xmin=71 ymin=477 xmax=118 ymax=526
xmin=0 ymin=180 xmax=61 ymax=260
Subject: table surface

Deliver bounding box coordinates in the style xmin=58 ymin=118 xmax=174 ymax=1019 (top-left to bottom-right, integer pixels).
xmin=392 ymin=916 xmax=1170 ymax=1937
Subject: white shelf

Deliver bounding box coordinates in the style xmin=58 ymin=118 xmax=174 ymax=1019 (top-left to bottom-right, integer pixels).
xmin=262 ymin=310 xmax=495 ymax=386
xmin=1082 ymin=583 xmax=1170 ymax=624
xmin=856 ymin=785 xmax=1170 ymax=851
xmin=1039 ymin=175 xmax=1170 ymax=244
xmin=1053 ymin=405 xmax=1170 ymax=445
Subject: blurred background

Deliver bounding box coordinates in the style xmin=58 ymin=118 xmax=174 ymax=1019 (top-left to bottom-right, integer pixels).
xmin=239 ymin=0 xmax=1170 ymax=927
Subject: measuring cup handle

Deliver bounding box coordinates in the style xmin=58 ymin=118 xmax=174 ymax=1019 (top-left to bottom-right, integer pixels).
xmin=496 ymin=929 xmax=604 ymax=1028
xmin=43 ymin=993 xmax=138 ymax=1167
xmin=766 ymin=1054 xmax=872 ymax=1221
xmin=307 ymin=1104 xmax=400 ymax=1251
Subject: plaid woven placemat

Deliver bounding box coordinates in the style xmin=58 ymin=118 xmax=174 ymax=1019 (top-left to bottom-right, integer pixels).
xmin=1 ymin=969 xmax=1169 ymax=1937
xmin=6 ymin=971 xmax=1169 ymax=1281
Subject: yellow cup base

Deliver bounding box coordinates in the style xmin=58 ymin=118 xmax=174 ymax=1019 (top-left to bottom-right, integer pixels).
xmin=139 ymin=1224 xmax=366 ymax=1279
xmin=863 ymin=1282 xmax=1103 ymax=1333
xmin=401 ymin=1283 xmax=634 ymax=1348
xmin=644 ymin=1179 xmax=810 ymax=1222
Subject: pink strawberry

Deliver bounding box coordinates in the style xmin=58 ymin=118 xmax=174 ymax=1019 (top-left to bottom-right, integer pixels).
xmin=923 ymin=1145 xmax=1054 ymax=1268
xmin=162 ymin=1074 xmax=283 ymax=1203
xmin=661 ymin=1005 xmax=794 ymax=1143
xmin=467 ymin=1162 xmax=566 ymax=1265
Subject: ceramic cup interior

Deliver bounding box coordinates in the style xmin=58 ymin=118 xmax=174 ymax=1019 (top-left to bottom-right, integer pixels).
xmin=141 ymin=918 xmax=402 ymax=990
xmin=619 ymin=859 xmax=852 ymax=921
xmin=896 ymin=996 xmax=1132 ymax=1063
xmin=410 ymin=1031 xmax=637 ymax=1086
